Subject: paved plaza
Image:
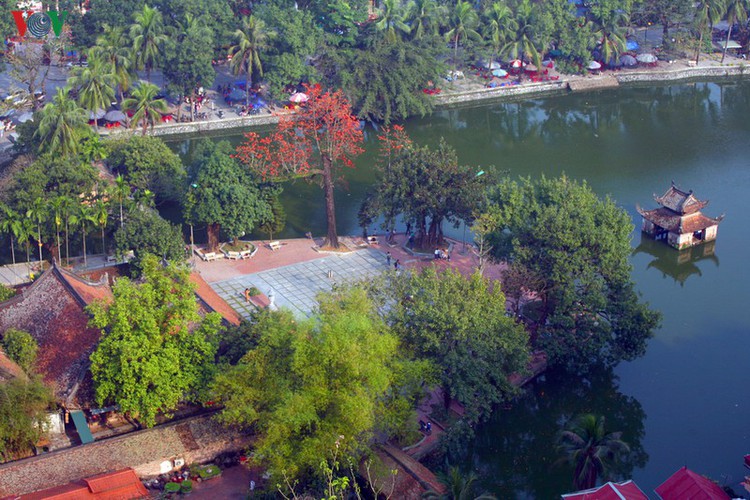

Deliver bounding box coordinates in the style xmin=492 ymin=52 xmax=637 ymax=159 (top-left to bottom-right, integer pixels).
xmin=210 ymin=248 xmax=390 ymax=318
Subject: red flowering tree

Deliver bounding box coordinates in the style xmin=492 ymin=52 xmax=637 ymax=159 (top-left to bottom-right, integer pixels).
xmin=235 ymin=84 xmax=364 ymax=248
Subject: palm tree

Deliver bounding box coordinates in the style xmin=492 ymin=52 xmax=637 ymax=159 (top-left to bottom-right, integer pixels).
xmin=503 ymin=0 xmax=541 ymax=69
xmin=694 ymin=0 xmax=726 ymax=64
xmin=122 ymin=83 xmax=167 ymax=135
xmin=59 ymin=196 xmax=79 ymax=266
xmin=484 ymin=2 xmax=517 ymax=67
xmin=721 ymin=0 xmax=749 ymax=63
xmin=68 ymin=58 xmax=116 ymax=132
xmin=94 ymin=198 xmax=109 ymax=254
xmin=49 ymin=196 xmax=65 ymax=263
xmin=229 ymin=16 xmax=275 ymax=107
xmin=406 ymin=0 xmax=445 ymax=40
xmin=557 ymin=414 xmax=630 ymax=491
xmin=130 ymin=5 xmax=167 ymax=83
xmin=445 ymin=1 xmax=482 ymax=71
xmin=591 ymin=7 xmax=629 ymax=66
xmin=0 ymin=204 xmax=22 ymax=265
xmin=375 ymin=0 xmax=411 ymax=43
xmin=109 ymin=176 xmax=129 ymax=227
xmin=17 ymin=219 xmax=34 ymax=265
xmin=77 ymin=202 xmax=98 ymax=268
xmin=26 ymin=198 xmax=48 ymax=263
xmin=34 ymin=88 xmax=90 ymax=157
xmin=423 ymin=467 xmax=497 ymax=500
xmin=90 ymin=25 xmax=134 ymax=103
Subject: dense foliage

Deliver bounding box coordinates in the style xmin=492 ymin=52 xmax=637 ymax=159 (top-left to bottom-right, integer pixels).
xmin=89 ymin=255 xmax=221 ymax=427
xmin=485 ymin=176 xmax=660 ymax=371
xmin=1 ymin=329 xmax=38 ymax=373
xmin=0 ymin=376 xmax=55 ymax=462
xmin=114 ymin=209 xmax=185 ymax=273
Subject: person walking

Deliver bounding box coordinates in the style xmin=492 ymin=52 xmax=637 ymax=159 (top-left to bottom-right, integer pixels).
xmin=386 ymin=252 xmax=392 ymax=266
xmin=394 ymin=259 xmax=400 ymax=270
xmin=244 ymin=288 xmax=250 ymax=303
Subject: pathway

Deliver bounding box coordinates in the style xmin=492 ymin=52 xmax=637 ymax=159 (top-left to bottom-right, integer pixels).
xmin=0 ymin=262 xmax=36 ymax=286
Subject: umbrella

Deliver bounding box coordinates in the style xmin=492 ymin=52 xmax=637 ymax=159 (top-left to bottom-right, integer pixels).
xmin=620 ymin=54 xmax=637 ymax=66
xmin=525 ymin=63 xmax=538 ymax=72
xmin=104 ymin=110 xmax=126 ymax=122
xmin=289 ymin=92 xmax=309 ymax=103
xmin=588 ymin=61 xmax=602 ymax=70
xmin=486 ymin=61 xmax=502 ymax=70
xmin=227 ymin=88 xmax=246 ymax=102
xmin=542 ymin=59 xmax=555 ymax=69
xmin=636 ymin=53 xmax=657 ymax=63
xmin=492 ymin=68 xmax=508 ymax=77
xmin=89 ymin=108 xmax=105 ymax=120
xmin=15 ymin=112 xmax=33 ymax=124
xmin=626 ymin=40 xmax=640 ymax=51
xmin=509 ymin=59 xmax=523 ymax=68
xmin=607 ymin=57 xmax=623 ymax=68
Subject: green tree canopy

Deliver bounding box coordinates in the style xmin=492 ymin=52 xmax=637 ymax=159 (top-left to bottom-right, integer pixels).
xmin=1 ymin=329 xmax=38 ymax=373
xmin=0 ymin=376 xmax=55 ymax=462
xmin=114 ymin=209 xmax=185 ymax=274
xmin=105 ymin=136 xmax=185 ymax=202
xmin=34 ymin=88 xmax=92 ymax=157
xmin=184 ymin=140 xmax=272 ymax=251
xmin=372 ymin=268 xmax=530 ymax=422
xmin=122 ymin=82 xmax=168 ymax=135
xmin=485 ymin=176 xmax=660 ymax=371
xmin=214 ymin=288 xmax=430 ymax=481
xmin=89 ymin=255 xmax=221 ymax=427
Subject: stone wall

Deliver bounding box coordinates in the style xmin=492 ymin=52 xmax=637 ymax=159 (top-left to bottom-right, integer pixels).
xmin=614 ymin=63 xmax=750 ymax=83
xmin=106 ymin=112 xmax=282 ymax=139
xmin=433 ymin=81 xmax=568 ymax=106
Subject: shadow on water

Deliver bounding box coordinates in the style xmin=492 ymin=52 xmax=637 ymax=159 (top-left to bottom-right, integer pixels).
xmin=632 ymin=235 xmax=719 ymax=287
xmin=441 ymin=366 xmax=649 ymax=500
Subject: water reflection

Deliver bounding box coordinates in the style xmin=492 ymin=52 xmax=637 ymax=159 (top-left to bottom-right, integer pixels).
xmin=633 ymin=236 xmax=719 ymax=287
xmin=452 ymin=367 xmax=648 ymax=499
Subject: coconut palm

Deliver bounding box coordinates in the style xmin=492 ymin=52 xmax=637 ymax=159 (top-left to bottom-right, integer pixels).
xmin=109 ymin=175 xmax=130 ymax=227
xmin=59 ymin=196 xmax=79 ymax=266
xmin=90 ymin=25 xmax=135 ymax=103
xmin=0 ymin=204 xmax=22 ymax=265
xmin=34 ymin=88 xmax=90 ymax=157
xmin=122 ymin=82 xmax=167 ymax=135
xmin=130 ymin=4 xmax=167 ymax=82
xmin=229 ymin=16 xmax=275 ymax=107
xmin=49 ymin=196 xmax=65 ymax=263
xmin=376 ymin=0 xmax=411 ymax=43
xmin=721 ymin=0 xmax=749 ymax=63
xmin=68 ymin=58 xmax=116 ymax=132
xmin=694 ymin=0 xmax=726 ymax=63
xmin=445 ymin=1 xmax=482 ymax=71
xmin=422 ymin=467 xmax=497 ymax=500
xmin=17 ymin=219 xmax=34 ymax=264
xmin=26 ymin=198 xmax=48 ymax=263
xmin=406 ymin=0 xmax=445 ymax=40
xmin=557 ymin=414 xmax=630 ymax=491
xmin=94 ymin=198 xmax=109 ymax=254
xmin=77 ymin=202 xmax=98 ymax=268
xmin=590 ymin=7 xmax=628 ymax=66
xmin=484 ymin=2 xmax=517 ymax=67
xmin=503 ymin=0 xmax=541 ymax=69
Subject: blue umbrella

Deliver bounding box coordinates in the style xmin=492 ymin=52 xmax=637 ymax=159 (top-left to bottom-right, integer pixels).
xmin=626 ymin=40 xmax=640 ymax=51
xmin=492 ymin=68 xmax=508 ymax=77
xmin=227 ymin=88 xmax=246 ymax=102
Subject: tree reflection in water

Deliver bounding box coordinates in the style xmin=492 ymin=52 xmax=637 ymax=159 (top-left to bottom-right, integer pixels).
xmin=438 ymin=366 xmax=648 ymax=499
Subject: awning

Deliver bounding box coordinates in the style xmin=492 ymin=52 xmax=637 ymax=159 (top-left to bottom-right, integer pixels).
xmin=70 ymin=410 xmax=94 ymax=444
xmin=715 ymin=40 xmax=742 ymax=50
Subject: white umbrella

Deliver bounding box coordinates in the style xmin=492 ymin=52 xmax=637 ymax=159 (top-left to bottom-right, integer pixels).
xmin=289 ymin=92 xmax=309 ymax=103
xmin=620 ymin=54 xmax=637 ymax=66
xmin=509 ymin=59 xmax=523 ymax=68
xmin=89 ymin=108 xmax=106 ymax=120
xmin=636 ymin=53 xmax=658 ymax=63
xmin=15 ymin=112 xmax=33 ymax=124
xmin=492 ymin=68 xmax=508 ymax=77
xmin=104 ymin=110 xmax=127 ymax=122
xmin=588 ymin=61 xmax=602 ymax=70
xmin=486 ymin=61 xmax=502 ymax=70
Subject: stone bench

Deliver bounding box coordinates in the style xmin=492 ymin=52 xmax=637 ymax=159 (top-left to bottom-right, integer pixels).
xmin=268 ymin=241 xmax=282 ymax=251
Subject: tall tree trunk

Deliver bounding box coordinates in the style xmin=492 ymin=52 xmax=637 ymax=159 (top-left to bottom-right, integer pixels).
xmin=321 ymin=155 xmax=339 ymax=248
xmin=207 ymin=223 xmax=221 ymax=252
xmin=56 ymin=229 xmax=61 ymax=265
xmin=65 ymin=220 xmax=70 ymax=266
xmin=454 ymin=35 xmax=459 ymax=72
xmin=9 ymin=236 xmax=15 ymax=266
xmin=721 ymin=24 xmax=733 ymax=63
xmin=37 ymin=227 xmax=43 ymax=262
xmin=696 ymin=25 xmax=704 ymax=64
xmin=25 ymin=243 xmax=30 ymax=264
xmin=246 ymin=66 xmax=252 ymax=108
xmin=82 ymin=229 xmax=87 ymax=268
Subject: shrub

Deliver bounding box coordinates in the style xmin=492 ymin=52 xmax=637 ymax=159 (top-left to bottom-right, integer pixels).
xmin=0 ymin=285 xmax=16 ymax=302
xmin=164 ymin=482 xmax=181 ymax=493
xmin=198 ymin=464 xmax=222 ymax=480
xmin=180 ymin=479 xmax=193 ymax=493
xmin=1 ymin=329 xmax=38 ymax=372
xmin=247 ymin=287 xmax=261 ymax=297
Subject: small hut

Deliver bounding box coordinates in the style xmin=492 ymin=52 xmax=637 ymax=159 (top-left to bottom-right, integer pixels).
xmin=637 ymin=182 xmax=724 ymax=250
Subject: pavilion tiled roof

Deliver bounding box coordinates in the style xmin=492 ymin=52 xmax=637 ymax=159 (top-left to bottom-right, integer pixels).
xmin=561 ymin=480 xmax=649 ymax=500
xmin=654 ymin=182 xmax=709 ymax=215
xmin=655 ymin=466 xmax=730 ymax=500
xmin=19 ymin=467 xmax=148 ymax=499
xmin=0 ymin=263 xmax=112 ymax=404
xmin=637 ymin=208 xmax=722 ymax=233
xmin=0 ymin=349 xmax=25 ymax=382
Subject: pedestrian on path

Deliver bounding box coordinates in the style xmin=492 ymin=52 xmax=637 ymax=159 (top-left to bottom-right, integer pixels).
xmin=244 ymin=288 xmax=250 ymax=303
xmin=394 ymin=259 xmax=400 ymax=270
xmin=386 ymin=252 xmax=392 ymax=266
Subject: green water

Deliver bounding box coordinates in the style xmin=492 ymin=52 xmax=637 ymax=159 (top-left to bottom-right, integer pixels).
xmin=170 ymin=79 xmax=750 ymax=497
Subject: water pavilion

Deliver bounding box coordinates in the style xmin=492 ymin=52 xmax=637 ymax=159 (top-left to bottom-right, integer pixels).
xmin=637 ymin=182 xmax=724 ymax=250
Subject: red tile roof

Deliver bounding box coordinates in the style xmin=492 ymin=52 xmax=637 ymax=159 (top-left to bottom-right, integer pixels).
xmin=655 ymin=466 xmax=730 ymax=500
xmin=19 ymin=468 xmax=147 ymax=499
xmin=562 ymin=480 xmax=649 ymax=500
xmin=190 ymin=272 xmax=241 ymax=326
xmin=655 ymin=183 xmax=709 ymax=215
xmin=0 ymin=264 xmax=112 ymax=403
xmin=638 ymin=208 xmax=721 ymax=233
xmin=0 ymin=349 xmax=25 ymax=381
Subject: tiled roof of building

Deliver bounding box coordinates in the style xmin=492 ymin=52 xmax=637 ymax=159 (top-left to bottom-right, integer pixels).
xmin=0 ymin=349 xmax=25 ymax=382
xmin=654 ymin=183 xmax=709 ymax=215
xmin=0 ymin=263 xmax=112 ymax=403
xmin=562 ymin=480 xmax=649 ymax=499
xmin=655 ymin=466 xmax=730 ymax=500
xmin=19 ymin=467 xmax=148 ymax=499
xmin=637 ymin=208 xmax=722 ymax=233
xmin=190 ymin=272 xmax=241 ymax=326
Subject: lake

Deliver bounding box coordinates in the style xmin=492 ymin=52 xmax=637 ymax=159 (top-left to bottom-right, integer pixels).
xmin=170 ymin=79 xmax=750 ymax=497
